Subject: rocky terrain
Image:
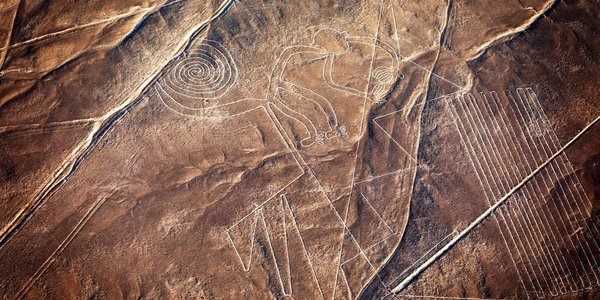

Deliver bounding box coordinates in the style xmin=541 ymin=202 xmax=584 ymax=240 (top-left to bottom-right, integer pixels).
xmin=0 ymin=0 xmax=599 ymax=299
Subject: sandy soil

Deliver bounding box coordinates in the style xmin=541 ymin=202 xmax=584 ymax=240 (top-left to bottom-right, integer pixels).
xmin=0 ymin=0 xmax=598 ymax=299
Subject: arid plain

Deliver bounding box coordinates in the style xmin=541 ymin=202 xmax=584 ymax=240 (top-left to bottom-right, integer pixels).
xmin=0 ymin=0 xmax=599 ymax=299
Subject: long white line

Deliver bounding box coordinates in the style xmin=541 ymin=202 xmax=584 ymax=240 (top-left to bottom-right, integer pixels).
xmin=391 ymin=114 xmax=600 ymax=293
xmin=519 ymin=88 xmax=600 ymax=285
xmin=0 ymin=0 xmax=187 ymax=53
xmin=0 ymin=0 xmax=20 ymax=71
xmin=454 ymin=93 xmax=541 ymax=294
xmin=492 ymin=90 xmax=584 ymax=291
xmin=463 ymin=92 xmax=551 ymax=294
xmin=333 ymin=2 xmax=386 ymax=298
xmin=445 ymin=95 xmax=529 ymax=293
xmin=508 ymin=90 xmax=595 ymax=288
xmin=526 ymin=87 xmax=600 ymax=241
xmin=477 ymin=92 xmax=570 ymax=293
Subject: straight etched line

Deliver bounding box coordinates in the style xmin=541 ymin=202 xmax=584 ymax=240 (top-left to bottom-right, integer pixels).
xmin=15 ymin=192 xmax=112 ymax=299
xmin=491 ymin=91 xmax=582 ymax=291
xmin=521 ymin=88 xmax=600 ymax=271
xmin=456 ymin=93 xmax=544 ymax=294
xmin=388 ymin=230 xmax=455 ymax=286
xmin=518 ymin=88 xmax=600 ymax=277
xmin=444 ymin=97 xmax=529 ymax=293
xmin=524 ymin=88 xmax=600 ymax=286
xmin=391 ymin=105 xmax=599 ymax=294
xmin=468 ymin=93 xmax=560 ymax=294
xmin=526 ymin=88 xmax=600 ymax=237
xmin=373 ymin=117 xmax=418 ymax=164
xmin=506 ymin=90 xmax=587 ymax=289
xmin=259 ymin=209 xmax=289 ymax=296
xmin=334 ymin=2 xmax=386 ymax=297
xmin=509 ymin=90 xmax=596 ymax=287
xmin=479 ymin=92 xmax=572 ymax=293
xmin=283 ymin=195 xmax=326 ymax=299
xmin=358 ymin=190 xmax=395 ymax=234
xmin=281 ymin=196 xmax=293 ymax=295
xmin=0 ymin=0 xmax=187 ymax=53
xmin=0 ymin=0 xmax=20 ymax=71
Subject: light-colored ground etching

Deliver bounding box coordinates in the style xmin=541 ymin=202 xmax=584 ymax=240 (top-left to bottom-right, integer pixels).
xmin=2 ymin=0 xmax=599 ymax=299
xmin=156 ymin=27 xmax=402 ymax=149
xmin=0 ymin=121 xmax=98 ymax=244
xmin=0 ymin=99 xmax=307 ymax=298
xmin=388 ymin=112 xmax=599 ymax=299
xmin=159 ymin=39 xmax=238 ymax=107
xmin=3 ymin=0 xmax=426 ymax=298
xmin=444 ymin=88 xmax=600 ymax=297
xmin=218 ymin=0 xmax=467 ymax=298
xmin=227 ymin=194 xmax=326 ymax=298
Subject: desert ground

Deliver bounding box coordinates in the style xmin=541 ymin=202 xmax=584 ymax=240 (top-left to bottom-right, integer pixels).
xmin=0 ymin=0 xmax=599 ymax=299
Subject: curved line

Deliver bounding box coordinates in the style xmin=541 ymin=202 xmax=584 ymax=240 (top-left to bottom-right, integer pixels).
xmin=156 ymin=84 xmax=262 ymax=120
xmin=282 ymin=83 xmax=338 ymax=130
xmin=322 ymin=54 xmax=366 ymax=97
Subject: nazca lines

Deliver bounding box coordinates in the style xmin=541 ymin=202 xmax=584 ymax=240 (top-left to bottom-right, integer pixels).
xmin=226 ymin=195 xmax=305 ymax=297
xmin=222 ymin=2 xmax=455 ymax=295
xmin=225 ymin=166 xmax=406 ymax=299
xmin=446 ymin=88 xmax=600 ymax=297
xmin=224 ymin=60 xmax=417 ymax=299
xmin=157 ymin=39 xmax=238 ymax=113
